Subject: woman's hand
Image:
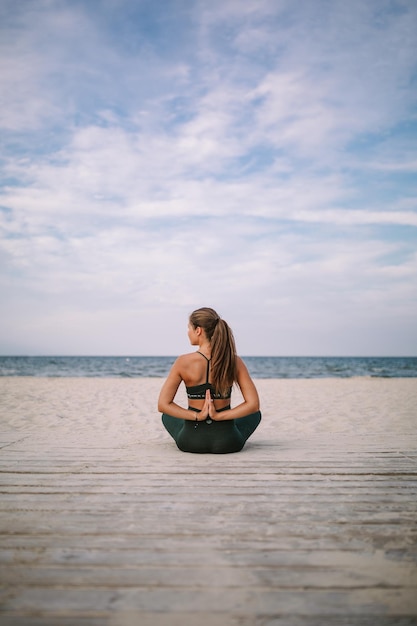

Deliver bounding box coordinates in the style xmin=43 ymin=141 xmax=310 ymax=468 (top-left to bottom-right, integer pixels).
xmin=203 ymin=389 xmax=218 ymax=420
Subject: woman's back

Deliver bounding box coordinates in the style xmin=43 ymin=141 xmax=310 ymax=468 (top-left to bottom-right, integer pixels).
xmin=185 ymin=351 xmax=232 ymax=400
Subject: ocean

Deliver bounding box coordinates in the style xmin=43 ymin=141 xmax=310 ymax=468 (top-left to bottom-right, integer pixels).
xmin=0 ymin=356 xmax=416 ymax=378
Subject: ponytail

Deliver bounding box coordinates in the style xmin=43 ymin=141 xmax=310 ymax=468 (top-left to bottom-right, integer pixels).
xmin=189 ymin=307 xmax=237 ymax=396
xmin=210 ymin=319 xmax=237 ymax=396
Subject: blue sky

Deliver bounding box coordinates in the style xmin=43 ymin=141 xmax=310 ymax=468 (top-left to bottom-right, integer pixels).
xmin=1 ymin=0 xmax=416 ymax=356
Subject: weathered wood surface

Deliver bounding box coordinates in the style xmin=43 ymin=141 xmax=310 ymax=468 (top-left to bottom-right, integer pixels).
xmin=1 ymin=427 xmax=417 ymax=625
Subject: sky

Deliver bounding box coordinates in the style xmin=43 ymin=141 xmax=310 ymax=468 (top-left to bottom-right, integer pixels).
xmin=1 ymin=0 xmax=416 ymax=357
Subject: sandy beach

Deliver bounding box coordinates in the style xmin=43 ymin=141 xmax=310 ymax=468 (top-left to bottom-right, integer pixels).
xmin=1 ymin=376 xmax=417 ymax=624
xmin=1 ymin=376 xmax=416 ymax=445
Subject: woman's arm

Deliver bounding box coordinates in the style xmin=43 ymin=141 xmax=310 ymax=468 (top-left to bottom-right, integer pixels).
xmin=157 ymin=358 xmax=201 ymax=422
xmin=207 ymin=357 xmax=260 ymax=421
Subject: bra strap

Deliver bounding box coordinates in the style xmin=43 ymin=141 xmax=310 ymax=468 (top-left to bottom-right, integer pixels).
xmin=197 ymin=351 xmax=210 ymax=384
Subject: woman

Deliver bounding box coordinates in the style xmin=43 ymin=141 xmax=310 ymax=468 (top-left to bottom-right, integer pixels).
xmin=158 ymin=307 xmax=261 ymax=453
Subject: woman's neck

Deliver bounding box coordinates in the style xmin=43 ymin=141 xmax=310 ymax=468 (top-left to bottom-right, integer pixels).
xmin=198 ymin=341 xmax=211 ymax=358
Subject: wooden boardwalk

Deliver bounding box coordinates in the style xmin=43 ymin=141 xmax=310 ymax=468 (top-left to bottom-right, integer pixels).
xmin=1 ymin=427 xmax=417 ymax=625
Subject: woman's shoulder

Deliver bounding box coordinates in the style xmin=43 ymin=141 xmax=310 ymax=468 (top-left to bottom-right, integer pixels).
xmin=174 ymin=352 xmax=201 ymax=369
xmin=176 ymin=351 xmax=198 ymax=362
xmin=172 ymin=352 xmax=205 ymax=384
xmin=235 ymin=355 xmax=252 ymax=377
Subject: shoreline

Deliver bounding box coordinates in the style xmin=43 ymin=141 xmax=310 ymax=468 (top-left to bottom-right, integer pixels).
xmin=1 ymin=374 xmax=416 ymax=379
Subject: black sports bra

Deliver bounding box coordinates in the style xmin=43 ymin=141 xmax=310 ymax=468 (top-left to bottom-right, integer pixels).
xmin=186 ymin=352 xmax=232 ymax=400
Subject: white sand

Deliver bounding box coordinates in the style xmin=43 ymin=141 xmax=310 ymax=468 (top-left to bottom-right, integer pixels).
xmin=1 ymin=377 xmax=416 ymax=449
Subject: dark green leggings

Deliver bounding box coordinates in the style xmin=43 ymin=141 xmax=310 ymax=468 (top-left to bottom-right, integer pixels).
xmin=162 ymin=409 xmax=261 ymax=454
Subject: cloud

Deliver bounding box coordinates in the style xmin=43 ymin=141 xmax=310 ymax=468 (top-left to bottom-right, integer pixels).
xmin=0 ymin=0 xmax=416 ymax=355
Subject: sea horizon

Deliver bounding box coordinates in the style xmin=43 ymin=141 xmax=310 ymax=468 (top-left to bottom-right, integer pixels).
xmin=1 ymin=355 xmax=417 ymax=379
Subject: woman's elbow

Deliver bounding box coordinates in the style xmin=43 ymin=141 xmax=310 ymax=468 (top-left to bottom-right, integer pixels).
xmin=249 ymin=393 xmax=260 ymax=413
xmin=251 ymin=400 xmax=260 ymax=413
xmin=243 ymin=398 xmax=259 ymax=414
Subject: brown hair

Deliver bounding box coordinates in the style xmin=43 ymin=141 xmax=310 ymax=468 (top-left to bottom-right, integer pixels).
xmin=189 ymin=307 xmax=237 ymax=395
